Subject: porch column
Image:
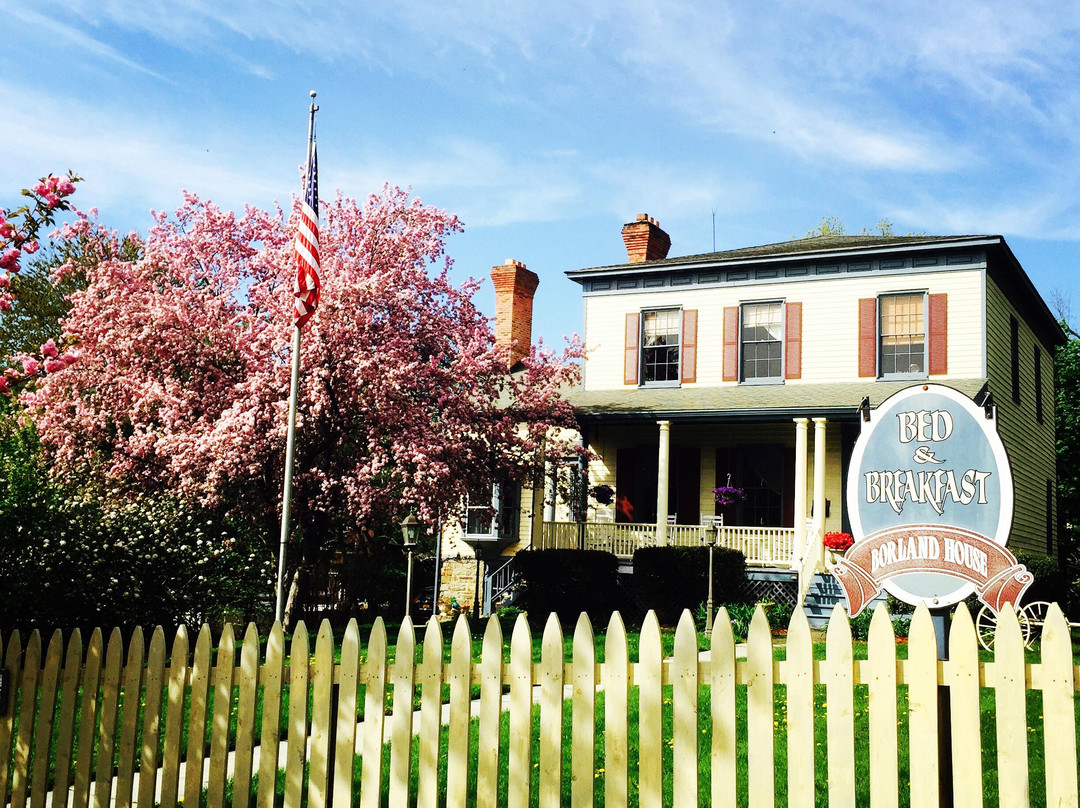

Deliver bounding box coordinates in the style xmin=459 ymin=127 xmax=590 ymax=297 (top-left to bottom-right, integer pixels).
xmin=656 ymin=420 xmax=671 ymax=545
xmin=793 ymin=418 xmax=808 ymax=565
xmin=812 ymin=417 xmax=827 ymax=571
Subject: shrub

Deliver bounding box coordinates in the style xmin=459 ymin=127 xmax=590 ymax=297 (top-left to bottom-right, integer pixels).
xmin=633 ymin=546 xmax=748 ymax=625
xmin=1014 ymin=550 xmax=1069 ymax=605
xmin=513 ymin=549 xmax=620 ymax=625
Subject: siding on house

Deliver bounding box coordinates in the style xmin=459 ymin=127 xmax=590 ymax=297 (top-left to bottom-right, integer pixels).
xmin=985 ymin=277 xmax=1058 ymax=554
xmin=582 ymin=266 xmax=986 ymax=390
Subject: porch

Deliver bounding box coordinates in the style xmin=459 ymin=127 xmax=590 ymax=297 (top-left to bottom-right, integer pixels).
xmin=540 ymin=519 xmax=799 ymax=567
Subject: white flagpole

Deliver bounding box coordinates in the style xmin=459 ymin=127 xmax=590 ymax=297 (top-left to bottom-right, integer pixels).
xmin=275 ymin=91 xmax=318 ymax=625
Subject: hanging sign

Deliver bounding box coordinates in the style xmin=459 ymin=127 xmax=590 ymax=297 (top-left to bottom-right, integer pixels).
xmin=833 ymin=384 xmax=1031 ymax=616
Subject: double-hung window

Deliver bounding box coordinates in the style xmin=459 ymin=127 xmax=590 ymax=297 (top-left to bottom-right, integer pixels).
xmin=740 ymin=301 xmax=784 ymax=382
xmin=879 ymin=293 xmax=925 ymax=377
xmin=859 ymin=292 xmax=946 ymax=379
xmin=464 ymin=481 xmax=521 ymax=540
xmin=641 ymin=308 xmax=681 ymax=384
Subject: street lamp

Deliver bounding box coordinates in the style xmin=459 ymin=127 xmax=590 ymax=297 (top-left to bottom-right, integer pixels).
xmin=705 ymin=522 xmax=718 ymax=634
xmin=400 ymin=514 xmax=420 ymax=619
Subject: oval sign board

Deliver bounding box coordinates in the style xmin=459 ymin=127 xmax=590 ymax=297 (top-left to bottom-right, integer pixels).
xmin=834 ymin=384 xmax=1032 ymax=615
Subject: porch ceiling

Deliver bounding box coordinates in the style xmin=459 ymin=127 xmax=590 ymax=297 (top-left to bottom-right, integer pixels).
xmin=569 ymin=378 xmax=988 ymax=422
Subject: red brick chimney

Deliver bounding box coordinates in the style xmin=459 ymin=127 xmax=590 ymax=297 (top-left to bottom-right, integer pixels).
xmin=621 ymin=214 xmax=671 ymax=263
xmin=491 ymin=259 xmax=540 ymax=367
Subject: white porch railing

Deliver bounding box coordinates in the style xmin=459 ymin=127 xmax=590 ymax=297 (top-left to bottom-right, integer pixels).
xmin=540 ymin=521 xmax=797 ymax=567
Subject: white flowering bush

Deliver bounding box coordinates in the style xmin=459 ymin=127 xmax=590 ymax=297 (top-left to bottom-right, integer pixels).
xmin=1 ymin=409 xmax=273 ymax=631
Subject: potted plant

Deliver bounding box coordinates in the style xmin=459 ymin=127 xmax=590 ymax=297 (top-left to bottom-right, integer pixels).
xmin=823 ymin=531 xmax=854 ymax=565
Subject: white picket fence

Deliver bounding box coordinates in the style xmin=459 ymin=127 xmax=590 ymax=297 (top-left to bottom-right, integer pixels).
xmin=1 ymin=602 xmax=1077 ymax=808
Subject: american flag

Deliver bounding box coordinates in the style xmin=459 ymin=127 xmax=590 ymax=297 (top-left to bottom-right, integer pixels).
xmin=293 ymin=143 xmax=320 ymax=328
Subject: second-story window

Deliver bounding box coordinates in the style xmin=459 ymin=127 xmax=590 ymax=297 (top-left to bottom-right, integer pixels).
xmin=879 ymin=293 xmax=925 ymax=378
xmin=741 ymin=302 xmax=784 ymax=382
xmin=641 ymin=308 xmax=681 ymax=384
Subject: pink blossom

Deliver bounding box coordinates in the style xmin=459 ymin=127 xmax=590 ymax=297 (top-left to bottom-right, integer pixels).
xmin=59 ymin=350 xmax=79 ymax=367
xmin=0 ymin=294 xmax=11 ymax=312
xmin=42 ymin=192 xmax=60 ymax=208
xmin=57 ymin=178 xmax=76 ymax=196
xmin=21 ymin=357 xmax=39 ymax=375
xmin=32 ymin=181 xmax=48 ymax=196
xmin=43 ymin=358 xmax=65 ymax=373
xmin=22 ymin=240 xmax=39 ymax=254
xmin=0 ymin=377 xmax=8 ymax=395
xmin=41 ymin=339 xmax=60 ymax=358
xmin=0 ymin=248 xmax=20 ymax=271
xmin=0 ymin=273 xmax=9 ymax=289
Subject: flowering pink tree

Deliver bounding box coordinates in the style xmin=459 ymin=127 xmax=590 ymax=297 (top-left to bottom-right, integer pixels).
xmin=23 ymin=186 xmax=581 ymax=611
xmin=1 ymin=173 xmax=79 ymax=309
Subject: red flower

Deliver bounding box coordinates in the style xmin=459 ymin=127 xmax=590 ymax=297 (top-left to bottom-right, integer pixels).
xmin=823 ymin=531 xmax=854 ymax=552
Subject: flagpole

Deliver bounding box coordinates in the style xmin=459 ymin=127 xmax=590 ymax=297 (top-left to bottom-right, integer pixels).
xmin=275 ymin=90 xmax=318 ymax=625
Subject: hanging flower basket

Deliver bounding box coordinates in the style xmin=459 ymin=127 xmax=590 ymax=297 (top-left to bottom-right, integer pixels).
xmin=712 ymin=486 xmax=746 ymax=506
xmin=823 ymin=531 xmax=854 ymax=552
xmin=590 ymin=484 xmax=615 ymax=505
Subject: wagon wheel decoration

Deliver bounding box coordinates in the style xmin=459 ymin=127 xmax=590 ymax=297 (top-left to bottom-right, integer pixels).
xmin=975 ymin=601 xmax=1062 ymax=651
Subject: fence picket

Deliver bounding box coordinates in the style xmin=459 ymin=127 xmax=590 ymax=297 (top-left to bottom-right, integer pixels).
xmin=866 ymin=606 xmax=898 ymax=808
xmin=993 ymin=605 xmax=1029 ymax=807
xmin=445 ymin=617 xmax=472 ymax=808
xmin=283 ymin=622 xmax=310 ymax=808
xmin=638 ymin=611 xmax=663 ymax=807
xmin=29 ymin=629 xmax=63 ymax=808
xmin=672 ymin=611 xmax=698 ymax=808
xmin=159 ymin=627 xmax=188 ymax=808
xmin=93 ymin=629 xmax=123 ymax=808
xmin=538 ymin=615 xmax=564 ymax=808
xmin=388 ymin=619 xmax=416 ymax=808
xmin=603 ymin=613 xmax=629 ymax=808
xmin=114 ymin=628 xmax=145 ymax=808
xmin=257 ymin=622 xmax=285 ymax=808
xmin=946 ymin=604 xmax=982 ymax=808
xmin=784 ymin=608 xmax=815 ymax=808
xmin=1040 ymin=604 xmax=1078 ymax=807
xmin=508 ymin=615 xmax=533 ymax=808
xmin=184 ymin=625 xmax=212 ymax=808
xmin=359 ymin=619 xmax=388 ymax=808
xmin=570 ymin=614 xmax=595 ymax=808
xmin=907 ymin=605 xmax=939 ymax=807
xmin=233 ymin=623 xmax=261 ymax=808
xmin=824 ymin=605 xmax=855 ymax=808
xmin=476 ymin=616 xmax=503 ymax=808
xmin=207 ymin=623 xmax=236 ymax=808
xmin=307 ymin=620 xmax=334 ymax=808
xmin=710 ymin=609 xmax=736 ymax=808
xmin=136 ymin=627 xmax=166 ymax=808
xmin=416 ymin=619 xmax=444 ymax=808
xmin=746 ymin=606 xmax=774 ymax=808
xmin=333 ymin=619 xmax=361 ymax=808
xmin=72 ymin=628 xmax=103 ymax=808
xmin=0 ymin=631 xmax=19 ymax=806
xmin=52 ymin=629 xmax=84 ymax=808
xmin=10 ymin=631 xmax=40 ymax=808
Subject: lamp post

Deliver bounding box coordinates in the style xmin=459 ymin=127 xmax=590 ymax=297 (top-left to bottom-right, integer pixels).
xmin=400 ymin=514 xmax=420 ymax=619
xmin=705 ymin=523 xmax=718 ymax=634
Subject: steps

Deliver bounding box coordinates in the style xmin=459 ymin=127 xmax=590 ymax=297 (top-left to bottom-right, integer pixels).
xmin=802 ymin=571 xmax=885 ymax=627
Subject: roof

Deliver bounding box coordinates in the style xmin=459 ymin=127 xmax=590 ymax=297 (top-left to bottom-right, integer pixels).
xmin=569 ymin=379 xmax=989 ymax=423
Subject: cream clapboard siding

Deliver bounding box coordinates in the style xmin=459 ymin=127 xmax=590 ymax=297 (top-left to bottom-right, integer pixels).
xmin=985 ymin=277 xmax=1057 ymax=554
xmin=582 ymin=267 xmax=986 ymax=390
xmin=584 ymin=421 xmax=846 ymax=534
xmin=2 ymin=606 xmax=1077 ymax=808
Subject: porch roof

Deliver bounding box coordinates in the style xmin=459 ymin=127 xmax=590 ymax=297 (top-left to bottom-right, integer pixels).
xmin=569 ymin=378 xmax=988 ymax=422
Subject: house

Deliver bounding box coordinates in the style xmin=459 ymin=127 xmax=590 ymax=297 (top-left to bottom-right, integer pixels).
xmin=439 ymin=216 xmax=1066 ymax=615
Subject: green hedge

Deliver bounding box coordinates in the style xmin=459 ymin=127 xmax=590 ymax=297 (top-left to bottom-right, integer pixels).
xmin=632 ymin=546 xmax=749 ymax=625
xmin=1014 ymin=550 xmax=1070 ymax=605
xmin=513 ymin=549 xmax=621 ymax=625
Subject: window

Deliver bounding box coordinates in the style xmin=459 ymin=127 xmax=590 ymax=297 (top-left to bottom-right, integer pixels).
xmin=641 ymin=308 xmax=681 ymax=384
xmin=1010 ymin=315 xmax=1021 ymax=404
xmin=464 ymin=481 xmax=520 ymax=540
xmin=1035 ymin=345 xmax=1043 ymax=423
xmin=879 ymin=293 xmax=925 ymax=377
xmin=740 ymin=302 xmax=784 ymax=382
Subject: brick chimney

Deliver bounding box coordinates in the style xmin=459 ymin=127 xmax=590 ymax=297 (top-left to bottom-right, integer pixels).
xmin=491 ymin=259 xmax=540 ymax=367
xmin=621 ymin=214 xmax=671 ymax=263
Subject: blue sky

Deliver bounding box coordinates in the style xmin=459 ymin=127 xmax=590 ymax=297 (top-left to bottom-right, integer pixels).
xmin=4 ymin=0 xmax=1080 ymax=345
